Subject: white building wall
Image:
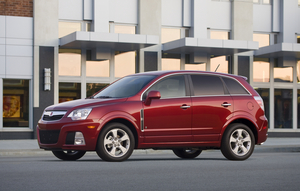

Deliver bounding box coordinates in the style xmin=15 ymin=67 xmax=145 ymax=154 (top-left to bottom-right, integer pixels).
xmin=253 ymin=4 xmax=272 ymax=33
xmin=109 ymin=0 xmax=138 ymax=24
xmin=0 ymin=16 xmax=33 ymax=79
xmin=59 ymin=0 xmax=83 ymax=20
xmin=208 ymin=1 xmax=231 ymax=30
xmin=161 ymin=0 xmax=182 ymax=27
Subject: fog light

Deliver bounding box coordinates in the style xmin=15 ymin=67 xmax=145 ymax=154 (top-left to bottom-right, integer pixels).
xmin=74 ymin=132 xmax=85 ymax=145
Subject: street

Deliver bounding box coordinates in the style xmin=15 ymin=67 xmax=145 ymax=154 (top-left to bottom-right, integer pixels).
xmin=0 ymin=150 xmax=299 ymax=191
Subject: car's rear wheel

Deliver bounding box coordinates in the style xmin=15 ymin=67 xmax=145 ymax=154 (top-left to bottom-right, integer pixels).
xmin=96 ymin=123 xmax=135 ymax=162
xmin=172 ymin=148 xmax=202 ymax=159
xmin=52 ymin=150 xmax=86 ymax=161
xmin=221 ymin=123 xmax=255 ymax=160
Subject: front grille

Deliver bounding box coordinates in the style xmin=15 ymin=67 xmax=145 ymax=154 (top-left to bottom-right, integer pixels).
xmin=43 ymin=115 xmax=64 ymax=121
xmin=42 ymin=111 xmax=67 ymax=121
xmin=39 ymin=130 xmax=60 ymax=144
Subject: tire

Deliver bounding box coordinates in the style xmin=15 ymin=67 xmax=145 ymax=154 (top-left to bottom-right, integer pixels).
xmin=221 ymin=123 xmax=255 ymax=161
xmin=172 ymin=148 xmax=202 ymax=159
xmin=52 ymin=150 xmax=86 ymax=161
xmin=96 ymin=123 xmax=135 ymax=162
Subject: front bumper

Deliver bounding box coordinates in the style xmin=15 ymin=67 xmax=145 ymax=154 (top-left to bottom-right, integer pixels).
xmin=37 ymin=119 xmax=100 ymax=151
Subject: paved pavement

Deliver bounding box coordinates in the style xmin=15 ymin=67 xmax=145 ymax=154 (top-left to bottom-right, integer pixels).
xmin=0 ymin=138 xmax=299 ymax=157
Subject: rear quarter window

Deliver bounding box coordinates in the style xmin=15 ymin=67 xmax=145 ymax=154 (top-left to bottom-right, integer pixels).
xmin=222 ymin=77 xmax=249 ymax=95
xmin=191 ymin=75 xmax=225 ymax=96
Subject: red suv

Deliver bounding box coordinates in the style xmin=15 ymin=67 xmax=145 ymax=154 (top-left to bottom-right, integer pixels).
xmin=37 ymin=70 xmax=268 ymax=161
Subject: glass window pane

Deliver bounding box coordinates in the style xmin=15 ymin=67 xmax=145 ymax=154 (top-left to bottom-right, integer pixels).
xmin=185 ymin=63 xmax=206 ymax=71
xmin=161 ymin=28 xmax=181 ymax=44
xmin=59 ymin=49 xmax=81 ymax=76
xmin=3 ymin=79 xmax=29 ymax=127
xmin=210 ymin=56 xmax=228 ymax=73
xmin=298 ymin=90 xmax=300 ymax=129
xmin=147 ymin=75 xmax=186 ymax=99
xmin=162 ymin=58 xmax=180 ymax=71
xmin=86 ymin=83 xmax=109 ymax=98
xmin=253 ymin=0 xmax=259 ymax=3
xmin=253 ymin=60 xmax=270 ymax=82
xmin=191 ymin=75 xmax=224 ymax=96
xmin=59 ymin=83 xmax=81 ymax=103
xmin=210 ymin=31 xmax=229 ymax=40
xmin=59 ymin=22 xmax=81 ymax=38
xmin=222 ymin=77 xmax=249 ymax=95
xmin=253 ymin=33 xmax=270 ymax=48
xmin=262 ymin=0 xmax=270 ymax=4
xmin=297 ymin=60 xmax=300 ymax=83
xmin=274 ymin=89 xmax=293 ymax=129
xmin=115 ymin=51 xmax=136 ymax=78
xmin=297 ymin=36 xmax=300 ymax=43
xmin=86 ymin=60 xmax=109 ymax=77
xmin=274 ymin=67 xmax=293 ymax=82
xmin=114 ymin=25 xmax=136 ymax=34
xmin=255 ymin=88 xmax=270 ymax=122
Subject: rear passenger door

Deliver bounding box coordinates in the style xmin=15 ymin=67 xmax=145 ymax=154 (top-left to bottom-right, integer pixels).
xmin=189 ymin=74 xmax=233 ymax=142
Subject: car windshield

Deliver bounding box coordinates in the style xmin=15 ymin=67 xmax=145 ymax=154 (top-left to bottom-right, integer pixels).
xmin=94 ymin=75 xmax=157 ymax=99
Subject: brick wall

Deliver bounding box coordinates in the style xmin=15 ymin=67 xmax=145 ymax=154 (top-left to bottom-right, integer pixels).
xmin=0 ymin=0 xmax=33 ymax=17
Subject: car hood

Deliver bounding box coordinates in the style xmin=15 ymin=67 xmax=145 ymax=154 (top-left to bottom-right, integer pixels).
xmin=44 ymin=98 xmax=127 ymax=111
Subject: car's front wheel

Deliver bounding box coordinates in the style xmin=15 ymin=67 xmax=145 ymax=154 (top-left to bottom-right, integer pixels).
xmin=172 ymin=148 xmax=202 ymax=159
xmin=221 ymin=123 xmax=255 ymax=160
xmin=52 ymin=150 xmax=86 ymax=161
xmin=96 ymin=123 xmax=135 ymax=162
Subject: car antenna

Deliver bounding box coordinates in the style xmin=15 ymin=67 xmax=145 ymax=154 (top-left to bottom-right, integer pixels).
xmin=214 ymin=64 xmax=220 ymax=72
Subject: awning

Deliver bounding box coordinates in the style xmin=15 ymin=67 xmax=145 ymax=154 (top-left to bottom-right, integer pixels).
xmin=60 ymin=31 xmax=159 ymax=51
xmin=162 ymin=37 xmax=259 ymax=55
xmin=254 ymin=43 xmax=300 ymax=59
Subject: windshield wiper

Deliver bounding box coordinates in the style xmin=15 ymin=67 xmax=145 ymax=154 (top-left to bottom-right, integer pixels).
xmin=96 ymin=96 xmax=113 ymax=99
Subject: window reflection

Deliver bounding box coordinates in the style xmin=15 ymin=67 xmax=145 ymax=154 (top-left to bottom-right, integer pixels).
xmin=298 ymin=36 xmax=300 ymax=43
xmin=161 ymin=28 xmax=181 ymax=44
xmin=262 ymin=0 xmax=270 ymax=4
xmin=59 ymin=83 xmax=81 ymax=103
xmin=275 ymin=89 xmax=293 ymax=129
xmin=298 ymin=90 xmax=300 ymax=129
xmin=255 ymin=88 xmax=270 ymax=122
xmin=185 ymin=63 xmax=206 ymax=71
xmin=114 ymin=25 xmax=136 ymax=34
xmin=59 ymin=22 xmax=81 ymax=38
xmin=210 ymin=31 xmax=229 ymax=40
xmin=59 ymin=49 xmax=81 ymax=76
xmin=253 ymin=33 xmax=270 ymax=48
xmin=274 ymin=67 xmax=293 ymax=82
xmin=115 ymin=51 xmax=136 ymax=78
xmin=86 ymin=60 xmax=109 ymax=77
xmin=253 ymin=58 xmax=270 ymax=82
xmin=86 ymin=83 xmax=108 ymax=98
xmin=210 ymin=56 xmax=228 ymax=73
xmin=3 ymin=79 xmax=29 ymax=127
xmin=162 ymin=53 xmax=181 ymax=71
xmin=297 ymin=60 xmax=300 ymax=83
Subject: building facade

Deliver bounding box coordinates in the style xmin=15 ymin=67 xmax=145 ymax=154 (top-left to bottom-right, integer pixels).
xmin=0 ymin=0 xmax=300 ymax=139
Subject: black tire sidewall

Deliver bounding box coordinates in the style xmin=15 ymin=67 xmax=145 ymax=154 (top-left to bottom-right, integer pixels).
xmin=96 ymin=123 xmax=135 ymax=162
xmin=52 ymin=150 xmax=86 ymax=161
xmin=221 ymin=123 xmax=255 ymax=160
xmin=172 ymin=149 xmax=202 ymax=159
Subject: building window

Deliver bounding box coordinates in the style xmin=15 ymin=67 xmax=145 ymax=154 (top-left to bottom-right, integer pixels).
xmin=162 ymin=53 xmax=181 ymax=71
xmin=86 ymin=60 xmax=109 ymax=77
xmin=274 ymin=89 xmax=293 ymax=129
xmin=253 ymin=33 xmax=270 ymax=48
xmin=210 ymin=56 xmax=228 ymax=73
xmin=185 ymin=63 xmax=206 ymax=71
xmin=255 ymin=88 xmax=270 ymax=123
xmin=115 ymin=51 xmax=136 ymax=78
xmin=114 ymin=25 xmax=136 ymax=34
xmin=253 ymin=58 xmax=270 ymax=82
xmin=253 ymin=0 xmax=271 ymax=4
xmin=3 ymin=79 xmax=29 ymax=128
xmin=86 ymin=83 xmax=108 ymax=98
xmin=210 ymin=31 xmax=229 ymax=40
xmin=297 ymin=35 xmax=300 ymax=43
xmin=59 ymin=22 xmax=81 ymax=38
xmin=274 ymin=61 xmax=293 ymax=83
xmin=297 ymin=60 xmax=300 ymax=83
xmin=161 ymin=28 xmax=181 ymax=44
xmin=59 ymin=83 xmax=81 ymax=103
xmin=298 ymin=90 xmax=300 ymax=129
xmin=58 ymin=49 xmax=81 ymax=76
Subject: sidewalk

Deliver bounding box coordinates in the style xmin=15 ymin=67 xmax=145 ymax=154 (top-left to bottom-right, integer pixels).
xmin=0 ymin=138 xmax=299 ymax=157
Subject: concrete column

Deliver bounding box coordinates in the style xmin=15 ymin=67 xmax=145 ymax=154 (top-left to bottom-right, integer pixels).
xmin=93 ymin=0 xmax=110 ymax=33
xmin=279 ymin=0 xmax=298 ymax=43
xmin=231 ymin=0 xmax=253 ymax=41
xmin=191 ymin=0 xmax=209 ymax=38
xmin=138 ymin=0 xmax=161 ymax=72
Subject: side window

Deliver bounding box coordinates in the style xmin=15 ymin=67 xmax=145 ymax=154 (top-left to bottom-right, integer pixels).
xmin=146 ymin=75 xmax=186 ymax=99
xmin=222 ymin=77 xmax=249 ymax=95
xmin=191 ymin=75 xmax=225 ymax=96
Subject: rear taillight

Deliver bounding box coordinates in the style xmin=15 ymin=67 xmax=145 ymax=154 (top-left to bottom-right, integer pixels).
xmin=254 ymin=96 xmax=264 ymax=111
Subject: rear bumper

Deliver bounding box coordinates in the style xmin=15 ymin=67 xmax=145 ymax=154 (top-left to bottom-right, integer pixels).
xmin=257 ymin=116 xmax=268 ymax=144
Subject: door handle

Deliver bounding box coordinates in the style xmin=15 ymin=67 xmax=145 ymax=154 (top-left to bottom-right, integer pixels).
xmin=221 ymin=103 xmax=231 ymax=107
xmin=180 ymin=105 xmax=191 ymax=109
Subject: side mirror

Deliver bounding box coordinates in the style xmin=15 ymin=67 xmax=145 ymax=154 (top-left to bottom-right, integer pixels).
xmin=145 ymin=91 xmax=161 ymax=106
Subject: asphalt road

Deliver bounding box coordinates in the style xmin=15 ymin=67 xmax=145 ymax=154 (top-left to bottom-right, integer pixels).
xmin=0 ymin=151 xmax=299 ymax=191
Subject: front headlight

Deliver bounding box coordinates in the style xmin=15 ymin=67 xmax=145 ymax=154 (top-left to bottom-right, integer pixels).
xmin=68 ymin=108 xmax=92 ymax=120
